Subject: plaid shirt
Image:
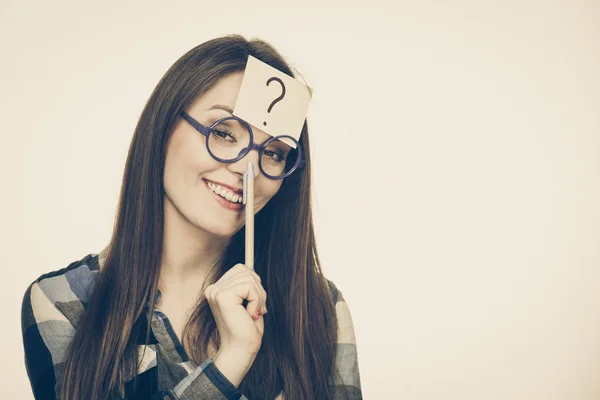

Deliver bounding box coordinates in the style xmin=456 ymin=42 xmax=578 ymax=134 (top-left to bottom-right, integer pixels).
xmin=21 ymin=251 xmax=362 ymax=399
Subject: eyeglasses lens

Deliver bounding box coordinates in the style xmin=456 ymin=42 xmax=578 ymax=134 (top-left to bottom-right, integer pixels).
xmin=207 ymin=118 xmax=298 ymax=179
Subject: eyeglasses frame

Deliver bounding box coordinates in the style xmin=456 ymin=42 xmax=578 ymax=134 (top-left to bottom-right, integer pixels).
xmin=179 ymin=111 xmax=305 ymax=180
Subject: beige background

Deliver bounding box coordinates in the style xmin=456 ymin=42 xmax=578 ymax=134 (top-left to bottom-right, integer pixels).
xmin=2 ymin=1 xmax=600 ymax=398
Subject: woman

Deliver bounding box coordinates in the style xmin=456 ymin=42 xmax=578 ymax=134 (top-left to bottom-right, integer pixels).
xmin=21 ymin=35 xmax=362 ymax=399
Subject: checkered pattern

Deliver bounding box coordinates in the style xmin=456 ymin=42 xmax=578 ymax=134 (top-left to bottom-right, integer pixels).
xmin=21 ymin=251 xmax=362 ymax=399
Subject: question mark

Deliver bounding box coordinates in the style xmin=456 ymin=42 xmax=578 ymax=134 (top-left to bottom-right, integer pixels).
xmin=264 ymin=77 xmax=286 ymax=126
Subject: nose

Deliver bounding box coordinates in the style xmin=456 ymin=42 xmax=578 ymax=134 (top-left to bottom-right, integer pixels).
xmin=226 ymin=148 xmax=260 ymax=178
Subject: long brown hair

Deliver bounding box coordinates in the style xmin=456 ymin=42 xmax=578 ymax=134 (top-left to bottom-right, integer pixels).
xmin=60 ymin=35 xmax=341 ymax=399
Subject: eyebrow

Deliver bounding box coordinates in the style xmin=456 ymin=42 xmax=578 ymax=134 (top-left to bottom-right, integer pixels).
xmin=207 ymin=104 xmax=234 ymax=114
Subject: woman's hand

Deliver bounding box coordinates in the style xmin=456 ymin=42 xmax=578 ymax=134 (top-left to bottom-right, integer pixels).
xmin=205 ymin=263 xmax=267 ymax=358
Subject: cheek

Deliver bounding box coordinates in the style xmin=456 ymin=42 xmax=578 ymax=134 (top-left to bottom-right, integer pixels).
xmin=182 ymin=136 xmax=214 ymax=171
xmin=164 ymin=142 xmax=221 ymax=201
xmin=166 ymin=135 xmax=216 ymax=177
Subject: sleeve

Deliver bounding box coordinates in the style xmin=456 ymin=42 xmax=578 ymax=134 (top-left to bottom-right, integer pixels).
xmin=22 ymin=280 xmax=247 ymax=400
xmin=156 ymin=359 xmax=246 ymax=400
xmin=330 ymin=285 xmax=363 ymax=400
xmin=21 ymin=282 xmax=76 ymax=400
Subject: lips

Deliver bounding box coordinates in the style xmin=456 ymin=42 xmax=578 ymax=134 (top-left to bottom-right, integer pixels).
xmin=203 ymin=179 xmax=244 ymax=211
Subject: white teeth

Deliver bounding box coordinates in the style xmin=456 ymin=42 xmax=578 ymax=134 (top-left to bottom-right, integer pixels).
xmin=206 ymin=181 xmax=243 ymax=204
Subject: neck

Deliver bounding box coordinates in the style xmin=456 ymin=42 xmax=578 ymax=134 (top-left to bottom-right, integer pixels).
xmin=160 ymin=196 xmax=230 ymax=288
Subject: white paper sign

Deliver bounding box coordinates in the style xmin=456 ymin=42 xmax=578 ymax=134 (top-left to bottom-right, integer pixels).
xmin=233 ymin=56 xmax=312 ymax=148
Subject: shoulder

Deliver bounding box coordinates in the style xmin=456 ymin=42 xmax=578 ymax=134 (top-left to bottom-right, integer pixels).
xmin=325 ymin=278 xmax=342 ymax=304
xmin=324 ymin=278 xmax=356 ymax=344
xmin=323 ymin=279 xmax=362 ymax=394
xmin=21 ymin=252 xmax=102 ymax=328
xmin=325 ymin=278 xmax=351 ymax=306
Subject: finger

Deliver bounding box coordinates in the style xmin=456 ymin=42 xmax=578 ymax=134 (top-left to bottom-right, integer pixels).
xmin=241 ymin=273 xmax=267 ymax=311
xmin=218 ymin=263 xmax=248 ymax=281
xmin=238 ymin=269 xmax=265 ymax=300
xmin=214 ymin=274 xmax=263 ymax=313
xmin=260 ymin=300 xmax=268 ymax=315
xmin=214 ymin=270 xmax=250 ymax=292
xmin=238 ymin=281 xmax=263 ymax=319
xmin=206 ymin=267 xmax=248 ymax=302
xmin=222 ymin=276 xmax=265 ymax=316
xmin=212 ymin=266 xmax=267 ymax=313
xmin=219 ymin=264 xmax=263 ymax=288
xmin=247 ymin=268 xmax=263 ymax=286
xmin=220 ymin=275 xmax=256 ymax=293
xmin=220 ymin=268 xmax=265 ymax=300
xmin=236 ymin=268 xmax=265 ymax=298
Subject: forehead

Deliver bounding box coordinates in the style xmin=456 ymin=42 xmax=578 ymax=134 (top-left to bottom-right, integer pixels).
xmin=188 ymin=73 xmax=272 ymax=141
xmin=192 ymin=72 xmax=244 ymax=110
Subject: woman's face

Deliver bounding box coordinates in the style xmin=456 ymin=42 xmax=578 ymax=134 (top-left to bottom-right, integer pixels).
xmin=163 ymin=72 xmax=283 ymax=238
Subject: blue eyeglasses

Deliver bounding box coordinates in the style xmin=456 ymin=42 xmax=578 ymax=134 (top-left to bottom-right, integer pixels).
xmin=179 ymin=111 xmax=305 ymax=180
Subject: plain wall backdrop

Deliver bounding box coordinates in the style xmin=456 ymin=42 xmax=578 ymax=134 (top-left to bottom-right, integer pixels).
xmin=2 ymin=1 xmax=599 ymax=398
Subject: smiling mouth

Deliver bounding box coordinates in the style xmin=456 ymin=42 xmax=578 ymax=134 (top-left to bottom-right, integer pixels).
xmin=203 ymin=179 xmax=245 ymax=211
xmin=204 ymin=179 xmax=244 ymax=203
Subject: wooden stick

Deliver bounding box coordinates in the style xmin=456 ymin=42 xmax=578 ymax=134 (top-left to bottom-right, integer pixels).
xmin=244 ymin=162 xmax=255 ymax=271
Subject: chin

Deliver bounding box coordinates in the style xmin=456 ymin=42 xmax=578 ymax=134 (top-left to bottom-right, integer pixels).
xmin=200 ymin=221 xmax=241 ymax=239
